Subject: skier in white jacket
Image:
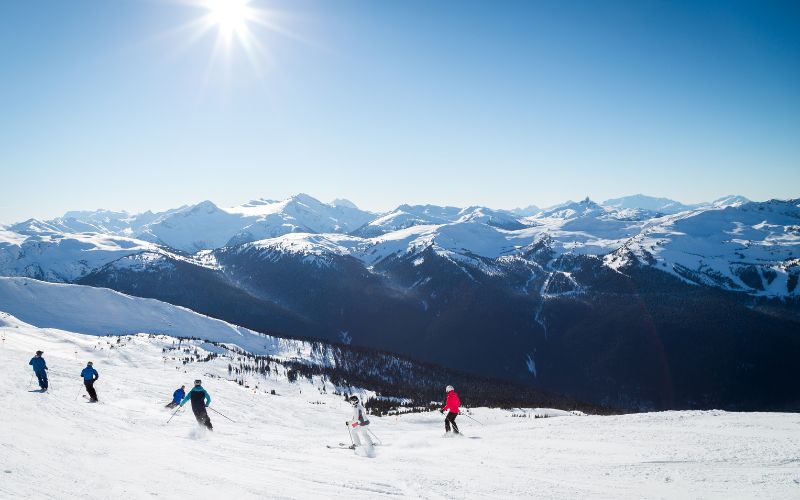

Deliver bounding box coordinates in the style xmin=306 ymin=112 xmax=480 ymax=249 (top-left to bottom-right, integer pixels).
xmin=346 ymin=396 xmax=374 ymax=450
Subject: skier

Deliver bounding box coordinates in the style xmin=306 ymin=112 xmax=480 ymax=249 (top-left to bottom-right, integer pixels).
xmin=165 ymin=385 xmax=186 ymax=409
xmin=80 ymin=361 xmax=99 ymax=402
xmin=440 ymin=385 xmax=460 ymax=435
xmin=29 ymin=350 xmax=48 ymax=391
xmin=179 ymin=380 xmax=212 ymax=430
xmin=346 ymin=395 xmax=373 ymax=449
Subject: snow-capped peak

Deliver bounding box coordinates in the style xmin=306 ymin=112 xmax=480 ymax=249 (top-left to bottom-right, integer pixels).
xmin=331 ymin=198 xmax=359 ymax=210
xmin=710 ymin=195 xmax=750 ymax=208
xmin=239 ymin=198 xmax=278 ymax=207
xmin=7 ymin=218 xmax=63 ymax=235
xmin=537 ymin=198 xmax=604 ymax=219
xmin=185 ymin=200 xmax=220 ymax=214
xmin=510 ymin=204 xmax=541 ymax=217
xmin=602 ymin=194 xmax=694 ymax=214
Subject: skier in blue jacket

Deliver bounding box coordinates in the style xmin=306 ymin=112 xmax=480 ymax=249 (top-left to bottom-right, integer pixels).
xmin=29 ymin=350 xmax=48 ymax=391
xmin=80 ymin=362 xmax=99 ymax=402
xmin=165 ymin=385 xmax=186 ymax=409
xmin=180 ymin=380 xmax=212 ymax=430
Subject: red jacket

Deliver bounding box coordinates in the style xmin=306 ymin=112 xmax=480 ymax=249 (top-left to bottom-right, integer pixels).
xmin=443 ymin=390 xmax=460 ymax=414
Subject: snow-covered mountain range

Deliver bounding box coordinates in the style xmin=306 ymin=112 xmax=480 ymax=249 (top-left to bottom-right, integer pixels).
xmin=2 ymin=193 xmax=797 ymax=296
xmin=2 ymin=193 xmax=799 ymax=411
xmin=5 ymin=194 xmax=373 ymax=254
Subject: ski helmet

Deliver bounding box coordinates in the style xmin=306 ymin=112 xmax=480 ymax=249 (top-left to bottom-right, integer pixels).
xmin=194 ymin=379 xmax=202 ymax=386
xmin=349 ymin=395 xmax=359 ymax=403
xmin=87 ymin=361 xmax=93 ymax=366
xmin=35 ymin=350 xmax=43 ymax=355
xmin=446 ymin=385 xmax=454 ymax=392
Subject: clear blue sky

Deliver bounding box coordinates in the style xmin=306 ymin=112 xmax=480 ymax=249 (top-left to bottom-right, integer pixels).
xmin=1 ymin=0 xmax=798 ymax=223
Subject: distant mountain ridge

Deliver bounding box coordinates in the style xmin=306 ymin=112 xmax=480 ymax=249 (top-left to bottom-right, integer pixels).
xmin=7 ymin=194 xmax=376 ymax=254
xmin=2 ymin=192 xmax=795 ymax=299
xmin=1 ymin=192 xmax=796 ymax=296
xmin=602 ymin=194 xmax=750 ymax=214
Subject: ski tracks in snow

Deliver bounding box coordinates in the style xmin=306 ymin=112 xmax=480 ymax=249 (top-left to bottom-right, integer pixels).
xmin=2 ymin=320 xmax=800 ymax=499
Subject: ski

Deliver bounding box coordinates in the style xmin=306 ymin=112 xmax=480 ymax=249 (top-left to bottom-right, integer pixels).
xmin=326 ymin=443 xmax=355 ymax=450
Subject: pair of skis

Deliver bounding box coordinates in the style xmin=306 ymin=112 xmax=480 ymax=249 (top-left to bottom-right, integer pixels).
xmin=326 ymin=442 xmax=355 ymax=450
xmin=328 ymin=425 xmax=382 ymax=450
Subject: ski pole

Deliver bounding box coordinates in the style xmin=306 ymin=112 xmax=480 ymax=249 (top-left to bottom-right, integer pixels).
xmin=208 ymin=406 xmax=235 ymax=423
xmin=346 ymin=423 xmax=355 ymax=447
xmin=462 ymin=412 xmax=484 ymax=426
xmin=167 ymin=407 xmax=183 ymax=424
xmin=75 ymin=384 xmax=83 ymax=401
xmin=366 ymin=428 xmax=382 ymax=445
xmin=27 ymin=373 xmax=33 ymax=390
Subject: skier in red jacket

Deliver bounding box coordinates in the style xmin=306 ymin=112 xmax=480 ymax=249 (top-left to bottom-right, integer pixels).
xmin=440 ymin=385 xmax=460 ymax=434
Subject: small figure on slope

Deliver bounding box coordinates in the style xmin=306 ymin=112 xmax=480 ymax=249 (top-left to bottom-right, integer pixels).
xmin=346 ymin=395 xmax=374 ymax=450
xmin=180 ymin=380 xmax=213 ymax=431
xmin=80 ymin=361 xmax=99 ymax=402
xmin=29 ymin=350 xmax=48 ymax=391
xmin=440 ymin=385 xmax=460 ymax=435
xmin=165 ymin=385 xmax=186 ymax=409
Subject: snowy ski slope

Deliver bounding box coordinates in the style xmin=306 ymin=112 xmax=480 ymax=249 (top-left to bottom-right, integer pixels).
xmin=1 ymin=313 xmax=799 ymax=498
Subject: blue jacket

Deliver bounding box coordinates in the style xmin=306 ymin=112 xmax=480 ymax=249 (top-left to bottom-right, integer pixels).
xmin=29 ymin=356 xmax=47 ymax=372
xmin=80 ymin=366 xmax=99 ymax=381
xmin=172 ymin=388 xmax=186 ymax=404
xmin=180 ymin=386 xmax=211 ymax=407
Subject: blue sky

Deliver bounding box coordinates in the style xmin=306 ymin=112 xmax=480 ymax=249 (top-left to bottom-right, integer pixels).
xmin=1 ymin=0 xmax=798 ymax=223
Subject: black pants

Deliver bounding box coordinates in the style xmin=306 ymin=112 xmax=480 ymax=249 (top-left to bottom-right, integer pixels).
xmin=35 ymin=370 xmax=48 ymax=390
xmin=84 ymin=380 xmax=98 ymax=401
xmin=165 ymin=401 xmax=178 ymax=409
xmin=192 ymin=405 xmax=213 ymax=430
xmin=445 ymin=412 xmax=459 ymax=434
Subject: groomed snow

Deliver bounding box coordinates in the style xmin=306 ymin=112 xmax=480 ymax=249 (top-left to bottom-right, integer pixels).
xmin=2 ymin=312 xmax=799 ymax=498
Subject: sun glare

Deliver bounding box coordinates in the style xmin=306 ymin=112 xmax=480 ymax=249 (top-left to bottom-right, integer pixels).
xmin=205 ymin=0 xmax=253 ymax=37
xmin=163 ymin=0 xmax=307 ymax=80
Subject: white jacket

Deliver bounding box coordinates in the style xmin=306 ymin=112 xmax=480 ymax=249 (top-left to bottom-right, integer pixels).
xmin=351 ymin=402 xmax=370 ymax=426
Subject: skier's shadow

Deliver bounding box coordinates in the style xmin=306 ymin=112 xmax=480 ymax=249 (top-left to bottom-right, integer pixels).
xmin=27 ymin=389 xmax=46 ymax=393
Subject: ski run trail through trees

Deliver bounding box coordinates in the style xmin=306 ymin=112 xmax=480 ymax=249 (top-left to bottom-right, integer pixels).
xmin=1 ymin=315 xmax=799 ymax=499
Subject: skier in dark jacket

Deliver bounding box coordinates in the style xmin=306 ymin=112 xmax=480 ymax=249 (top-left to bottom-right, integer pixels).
xmin=166 ymin=385 xmax=186 ymax=409
xmin=80 ymin=362 xmax=99 ymax=402
xmin=180 ymin=380 xmax=212 ymax=430
xmin=29 ymin=350 xmax=48 ymax=391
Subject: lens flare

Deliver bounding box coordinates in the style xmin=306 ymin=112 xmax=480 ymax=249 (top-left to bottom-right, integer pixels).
xmin=157 ymin=0 xmax=313 ymax=82
xmin=205 ymin=0 xmax=253 ymax=38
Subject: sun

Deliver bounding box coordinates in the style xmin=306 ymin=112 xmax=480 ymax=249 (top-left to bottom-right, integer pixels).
xmin=162 ymin=0 xmax=307 ymax=79
xmin=204 ymin=0 xmax=254 ymax=38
